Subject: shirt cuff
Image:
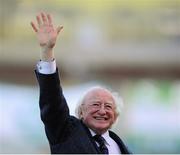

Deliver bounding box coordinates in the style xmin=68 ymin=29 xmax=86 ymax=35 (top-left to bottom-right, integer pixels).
xmin=36 ymin=59 xmax=56 ymax=74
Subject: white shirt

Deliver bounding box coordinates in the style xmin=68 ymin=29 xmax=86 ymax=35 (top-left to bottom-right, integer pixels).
xmin=36 ymin=59 xmax=56 ymax=74
xmin=36 ymin=60 xmax=121 ymax=154
xmin=89 ymin=129 xmax=121 ymax=154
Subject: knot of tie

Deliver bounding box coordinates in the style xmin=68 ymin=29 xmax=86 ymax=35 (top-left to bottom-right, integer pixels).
xmin=93 ymin=135 xmax=109 ymax=154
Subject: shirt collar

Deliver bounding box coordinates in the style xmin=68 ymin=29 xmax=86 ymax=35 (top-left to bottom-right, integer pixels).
xmin=89 ymin=128 xmax=110 ymax=146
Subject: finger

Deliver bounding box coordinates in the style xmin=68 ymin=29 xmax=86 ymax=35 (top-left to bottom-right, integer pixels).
xmin=36 ymin=15 xmax=42 ymax=28
xmin=56 ymin=26 xmax=63 ymax=35
xmin=47 ymin=13 xmax=53 ymax=26
xmin=30 ymin=21 xmax=38 ymax=32
xmin=41 ymin=12 xmax=48 ymax=25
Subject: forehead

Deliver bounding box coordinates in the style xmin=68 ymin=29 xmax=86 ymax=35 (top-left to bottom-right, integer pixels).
xmin=83 ymin=88 xmax=115 ymax=104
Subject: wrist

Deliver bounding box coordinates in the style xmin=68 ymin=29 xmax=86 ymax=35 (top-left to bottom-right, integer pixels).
xmin=40 ymin=47 xmax=54 ymax=61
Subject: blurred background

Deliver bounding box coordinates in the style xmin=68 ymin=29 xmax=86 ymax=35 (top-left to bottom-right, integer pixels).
xmin=0 ymin=0 xmax=180 ymax=153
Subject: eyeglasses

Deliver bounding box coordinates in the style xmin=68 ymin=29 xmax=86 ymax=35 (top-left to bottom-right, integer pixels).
xmin=88 ymin=102 xmax=115 ymax=111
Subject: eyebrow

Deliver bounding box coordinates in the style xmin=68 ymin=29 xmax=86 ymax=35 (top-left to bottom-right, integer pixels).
xmin=90 ymin=100 xmax=114 ymax=105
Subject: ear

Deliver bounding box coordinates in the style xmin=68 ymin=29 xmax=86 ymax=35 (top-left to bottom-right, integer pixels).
xmin=79 ymin=106 xmax=84 ymax=119
xmin=113 ymin=112 xmax=119 ymax=123
xmin=80 ymin=111 xmax=83 ymax=119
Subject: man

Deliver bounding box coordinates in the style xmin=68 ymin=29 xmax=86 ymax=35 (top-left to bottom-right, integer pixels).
xmin=31 ymin=12 xmax=131 ymax=154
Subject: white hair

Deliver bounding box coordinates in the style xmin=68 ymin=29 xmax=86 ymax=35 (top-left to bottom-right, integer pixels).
xmin=75 ymin=86 xmax=124 ymax=123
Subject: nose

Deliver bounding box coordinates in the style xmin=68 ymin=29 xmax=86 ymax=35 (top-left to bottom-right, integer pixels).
xmin=98 ymin=105 xmax=106 ymax=115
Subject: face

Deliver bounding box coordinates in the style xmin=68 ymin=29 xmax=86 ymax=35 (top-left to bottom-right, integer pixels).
xmin=80 ymin=88 xmax=117 ymax=134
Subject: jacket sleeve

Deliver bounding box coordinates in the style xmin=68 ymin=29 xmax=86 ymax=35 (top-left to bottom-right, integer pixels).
xmin=35 ymin=69 xmax=70 ymax=145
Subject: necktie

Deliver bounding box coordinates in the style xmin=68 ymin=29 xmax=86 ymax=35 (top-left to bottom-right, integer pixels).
xmin=94 ymin=135 xmax=109 ymax=154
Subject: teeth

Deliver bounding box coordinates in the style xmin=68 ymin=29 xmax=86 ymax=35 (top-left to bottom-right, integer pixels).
xmin=95 ymin=117 xmax=106 ymax=120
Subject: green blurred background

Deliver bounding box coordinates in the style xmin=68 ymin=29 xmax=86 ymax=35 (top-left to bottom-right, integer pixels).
xmin=0 ymin=0 xmax=180 ymax=153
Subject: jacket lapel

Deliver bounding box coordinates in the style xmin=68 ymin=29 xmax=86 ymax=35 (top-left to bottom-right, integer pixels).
xmin=109 ymin=130 xmax=131 ymax=154
xmin=80 ymin=121 xmax=102 ymax=154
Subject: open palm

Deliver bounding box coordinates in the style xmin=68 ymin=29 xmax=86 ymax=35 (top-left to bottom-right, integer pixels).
xmin=31 ymin=12 xmax=63 ymax=49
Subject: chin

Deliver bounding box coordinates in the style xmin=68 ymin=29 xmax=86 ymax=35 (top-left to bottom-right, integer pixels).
xmin=94 ymin=125 xmax=109 ymax=132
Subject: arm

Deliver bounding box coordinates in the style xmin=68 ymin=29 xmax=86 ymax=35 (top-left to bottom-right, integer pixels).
xmin=31 ymin=13 xmax=69 ymax=144
xmin=35 ymin=69 xmax=70 ymax=145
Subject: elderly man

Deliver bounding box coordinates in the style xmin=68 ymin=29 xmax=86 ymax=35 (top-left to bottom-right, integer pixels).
xmin=31 ymin=12 xmax=131 ymax=154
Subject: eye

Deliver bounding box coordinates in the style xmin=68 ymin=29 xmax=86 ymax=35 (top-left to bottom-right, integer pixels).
xmin=92 ymin=103 xmax=100 ymax=107
xmin=105 ymin=104 xmax=113 ymax=110
xmin=90 ymin=102 xmax=101 ymax=109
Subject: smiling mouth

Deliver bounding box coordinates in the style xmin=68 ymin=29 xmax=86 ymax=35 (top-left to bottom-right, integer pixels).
xmin=94 ymin=117 xmax=108 ymax=120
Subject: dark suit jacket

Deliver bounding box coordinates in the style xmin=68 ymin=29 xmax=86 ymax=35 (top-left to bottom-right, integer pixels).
xmin=35 ymin=69 xmax=131 ymax=154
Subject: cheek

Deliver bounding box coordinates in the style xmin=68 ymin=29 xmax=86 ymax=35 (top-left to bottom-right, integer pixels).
xmin=109 ymin=112 xmax=116 ymax=122
xmin=81 ymin=107 xmax=91 ymax=119
xmin=82 ymin=109 xmax=96 ymax=120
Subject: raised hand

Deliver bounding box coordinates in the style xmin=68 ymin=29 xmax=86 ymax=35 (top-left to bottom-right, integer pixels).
xmin=31 ymin=12 xmax=63 ymax=61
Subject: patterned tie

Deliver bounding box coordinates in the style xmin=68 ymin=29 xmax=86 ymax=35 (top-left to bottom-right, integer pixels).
xmin=94 ymin=135 xmax=109 ymax=154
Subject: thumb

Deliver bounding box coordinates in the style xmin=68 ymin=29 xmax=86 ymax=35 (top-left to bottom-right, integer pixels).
xmin=56 ymin=26 xmax=63 ymax=35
